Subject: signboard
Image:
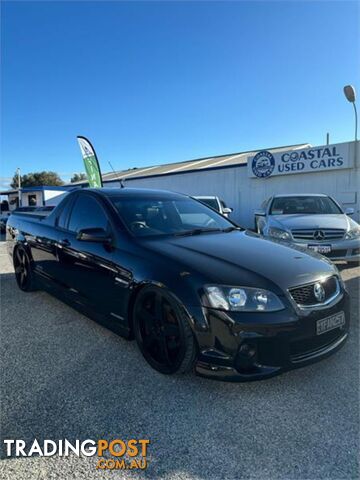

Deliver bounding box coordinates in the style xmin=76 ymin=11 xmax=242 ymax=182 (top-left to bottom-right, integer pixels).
xmin=248 ymin=143 xmax=352 ymax=178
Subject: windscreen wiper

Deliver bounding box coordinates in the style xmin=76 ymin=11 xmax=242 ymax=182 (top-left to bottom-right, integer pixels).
xmin=221 ymin=226 xmax=242 ymax=232
xmin=174 ymin=228 xmax=223 ymax=237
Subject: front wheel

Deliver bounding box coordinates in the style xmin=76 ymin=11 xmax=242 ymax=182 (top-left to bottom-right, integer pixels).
xmin=13 ymin=246 xmax=37 ymax=292
xmin=133 ymin=286 xmax=197 ymax=374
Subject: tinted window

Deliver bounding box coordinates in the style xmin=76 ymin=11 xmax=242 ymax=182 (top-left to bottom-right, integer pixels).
xmin=111 ymin=196 xmax=232 ymax=237
xmin=68 ymin=195 xmax=109 ymax=232
xmin=270 ymin=196 xmax=342 ymax=215
xmin=57 ymin=197 xmax=74 ymax=229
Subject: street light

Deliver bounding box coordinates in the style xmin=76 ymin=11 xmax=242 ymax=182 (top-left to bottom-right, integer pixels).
xmin=343 ymin=85 xmax=358 ymax=141
xmin=16 ymin=167 xmax=21 ymax=207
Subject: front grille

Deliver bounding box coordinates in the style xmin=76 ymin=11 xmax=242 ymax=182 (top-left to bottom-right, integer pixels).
xmin=325 ymin=249 xmax=347 ymax=258
xmin=291 ymin=229 xmax=345 ymax=240
xmin=290 ymin=330 xmax=345 ymax=362
xmin=289 ymin=276 xmax=339 ymax=306
xmin=290 ymin=329 xmax=342 ymax=357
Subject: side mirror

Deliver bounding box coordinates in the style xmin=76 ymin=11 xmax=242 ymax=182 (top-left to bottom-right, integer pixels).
xmin=254 ymin=209 xmax=266 ymax=217
xmin=76 ymin=227 xmax=112 ymax=244
xmin=222 ymin=207 xmax=233 ymax=214
xmin=345 ymin=207 xmax=354 ymax=216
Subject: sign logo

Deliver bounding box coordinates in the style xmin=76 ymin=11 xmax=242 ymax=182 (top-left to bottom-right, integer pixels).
xmin=3 ymin=438 xmax=150 ymax=471
xmin=251 ymin=151 xmax=275 ymax=178
xmin=313 ymin=282 xmax=325 ymax=302
xmin=314 ymin=230 xmax=325 ymax=240
xmin=248 ymin=143 xmax=351 ymax=178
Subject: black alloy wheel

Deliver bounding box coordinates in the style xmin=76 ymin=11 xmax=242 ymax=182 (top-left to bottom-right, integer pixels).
xmin=13 ymin=247 xmax=36 ymax=292
xmin=133 ymin=287 xmax=197 ymax=374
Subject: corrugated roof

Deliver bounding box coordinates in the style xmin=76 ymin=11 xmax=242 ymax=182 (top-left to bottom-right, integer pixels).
xmin=70 ymin=142 xmax=310 ymax=185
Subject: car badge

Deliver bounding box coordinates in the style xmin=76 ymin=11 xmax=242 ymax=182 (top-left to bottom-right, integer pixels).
xmin=314 ymin=282 xmax=325 ymax=302
xmin=314 ymin=230 xmax=325 ymax=240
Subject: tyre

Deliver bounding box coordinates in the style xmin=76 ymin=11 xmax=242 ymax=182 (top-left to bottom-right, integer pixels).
xmin=133 ymin=286 xmax=197 ymax=374
xmin=13 ymin=246 xmax=37 ymax=292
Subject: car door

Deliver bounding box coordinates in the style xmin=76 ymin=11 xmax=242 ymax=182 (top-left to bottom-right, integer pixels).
xmin=23 ymin=201 xmax=73 ymax=286
xmin=56 ymin=193 xmax=130 ymax=326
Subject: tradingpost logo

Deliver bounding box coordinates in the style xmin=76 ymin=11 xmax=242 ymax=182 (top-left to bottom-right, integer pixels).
xmin=3 ymin=438 xmax=150 ymax=471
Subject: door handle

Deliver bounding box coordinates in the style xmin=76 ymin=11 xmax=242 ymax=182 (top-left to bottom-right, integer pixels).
xmin=58 ymin=238 xmax=70 ymax=247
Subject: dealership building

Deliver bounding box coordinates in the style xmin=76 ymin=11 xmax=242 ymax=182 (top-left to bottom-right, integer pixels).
xmin=2 ymin=140 xmax=359 ymax=228
xmin=89 ymin=140 xmax=359 ymax=228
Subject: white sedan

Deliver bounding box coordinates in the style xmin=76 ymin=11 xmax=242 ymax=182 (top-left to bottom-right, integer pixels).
xmin=255 ymin=194 xmax=360 ymax=264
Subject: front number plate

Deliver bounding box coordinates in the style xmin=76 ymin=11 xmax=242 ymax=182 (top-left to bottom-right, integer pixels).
xmin=316 ymin=311 xmax=345 ymax=336
xmin=308 ymin=244 xmax=332 ymax=254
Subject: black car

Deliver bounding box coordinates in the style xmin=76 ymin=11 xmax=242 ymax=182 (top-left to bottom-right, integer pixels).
xmin=6 ymin=188 xmax=349 ymax=381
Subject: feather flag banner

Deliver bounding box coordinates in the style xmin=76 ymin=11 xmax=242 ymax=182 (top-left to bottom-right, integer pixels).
xmin=77 ymin=136 xmax=103 ymax=188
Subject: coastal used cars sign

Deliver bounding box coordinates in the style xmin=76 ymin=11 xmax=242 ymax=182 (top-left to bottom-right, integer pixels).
xmin=248 ymin=143 xmax=351 ymax=178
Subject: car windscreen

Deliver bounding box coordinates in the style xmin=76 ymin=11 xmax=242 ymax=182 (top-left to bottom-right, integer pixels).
xmin=110 ymin=196 xmax=233 ymax=237
xmin=270 ymin=196 xmax=342 ymax=215
xmin=196 ymin=198 xmax=219 ymax=211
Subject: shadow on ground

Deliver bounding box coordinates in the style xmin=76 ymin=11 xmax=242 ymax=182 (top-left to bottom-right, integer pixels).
xmin=0 ymin=265 xmax=359 ymax=479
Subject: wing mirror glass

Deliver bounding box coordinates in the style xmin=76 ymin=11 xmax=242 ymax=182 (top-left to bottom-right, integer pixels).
xmin=254 ymin=209 xmax=266 ymax=216
xmin=77 ymin=227 xmax=112 ymax=244
xmin=344 ymin=207 xmax=354 ymax=216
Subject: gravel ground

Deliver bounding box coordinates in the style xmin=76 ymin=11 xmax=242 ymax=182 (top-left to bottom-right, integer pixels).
xmin=0 ymin=239 xmax=359 ymax=480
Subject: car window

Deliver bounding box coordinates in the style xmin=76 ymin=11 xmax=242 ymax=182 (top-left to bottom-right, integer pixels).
xmin=177 ymin=200 xmax=217 ymax=225
xmin=196 ymin=198 xmax=219 ymax=211
xmin=57 ymin=198 xmax=74 ymax=229
xmin=68 ymin=195 xmax=109 ymax=233
xmin=111 ymin=196 xmax=232 ymax=237
xmin=270 ymin=196 xmax=342 ymax=215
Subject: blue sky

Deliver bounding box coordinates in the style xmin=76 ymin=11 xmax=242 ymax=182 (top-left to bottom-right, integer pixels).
xmin=1 ymin=1 xmax=359 ymax=186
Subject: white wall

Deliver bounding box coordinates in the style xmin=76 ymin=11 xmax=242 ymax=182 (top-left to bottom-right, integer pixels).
xmin=106 ymin=141 xmax=360 ymax=228
xmin=8 ymin=193 xmax=19 ymax=211
xmin=21 ymin=191 xmax=43 ymax=207
xmin=43 ymin=189 xmax=69 ymax=206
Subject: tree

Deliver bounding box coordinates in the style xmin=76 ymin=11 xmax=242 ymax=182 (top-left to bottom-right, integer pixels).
xmin=70 ymin=172 xmax=87 ymax=183
xmin=10 ymin=171 xmax=64 ymax=189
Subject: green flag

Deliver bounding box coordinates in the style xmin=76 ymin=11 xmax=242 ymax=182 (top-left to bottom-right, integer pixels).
xmin=77 ymin=136 xmax=103 ymax=188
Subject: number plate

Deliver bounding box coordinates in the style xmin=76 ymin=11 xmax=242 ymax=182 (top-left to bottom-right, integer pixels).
xmin=316 ymin=311 xmax=345 ymax=335
xmin=308 ymin=244 xmax=332 ymax=254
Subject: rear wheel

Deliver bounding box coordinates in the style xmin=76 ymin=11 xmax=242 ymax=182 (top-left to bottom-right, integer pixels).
xmin=133 ymin=287 xmax=197 ymax=374
xmin=13 ymin=247 xmax=37 ymax=292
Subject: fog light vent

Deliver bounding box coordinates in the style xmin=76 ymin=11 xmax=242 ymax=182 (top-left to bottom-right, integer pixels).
xmin=235 ymin=343 xmax=257 ymax=372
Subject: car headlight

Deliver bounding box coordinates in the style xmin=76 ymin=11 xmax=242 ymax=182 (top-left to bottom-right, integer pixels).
xmin=268 ymin=227 xmax=291 ymax=240
xmin=345 ymin=227 xmax=360 ymax=239
xmin=203 ymin=285 xmax=285 ymax=312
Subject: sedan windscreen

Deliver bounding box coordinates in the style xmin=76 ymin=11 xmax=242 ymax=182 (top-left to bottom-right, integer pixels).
xmin=270 ymin=196 xmax=342 ymax=215
xmin=111 ymin=196 xmax=233 ymax=236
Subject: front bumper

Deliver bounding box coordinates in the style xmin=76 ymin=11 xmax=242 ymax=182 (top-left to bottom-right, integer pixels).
xmin=194 ymin=291 xmax=350 ymax=382
xmin=292 ymin=238 xmax=360 ymax=262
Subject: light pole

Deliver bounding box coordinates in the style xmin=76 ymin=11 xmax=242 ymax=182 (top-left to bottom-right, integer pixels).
xmin=16 ymin=167 xmax=21 ymax=207
xmin=343 ymin=85 xmax=358 ymax=141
